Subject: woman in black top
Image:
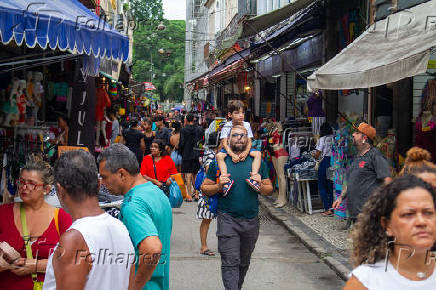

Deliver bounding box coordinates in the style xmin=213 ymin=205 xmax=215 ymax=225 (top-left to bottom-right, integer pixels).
xmin=120 ymin=119 xmax=145 ymax=164
xmin=142 ymin=118 xmax=155 ymax=156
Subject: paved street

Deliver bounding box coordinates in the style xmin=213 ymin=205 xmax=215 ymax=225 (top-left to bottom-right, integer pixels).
xmin=170 ymin=202 xmax=345 ymax=290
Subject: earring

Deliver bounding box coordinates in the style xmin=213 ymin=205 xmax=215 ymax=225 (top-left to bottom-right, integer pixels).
xmin=384 ymin=232 xmax=396 ymax=272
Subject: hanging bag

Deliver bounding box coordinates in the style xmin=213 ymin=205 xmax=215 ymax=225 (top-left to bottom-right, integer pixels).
xmin=20 ymin=204 xmax=60 ymax=290
xmin=168 ymin=180 xmax=183 ymax=208
xmin=152 ymin=157 xmax=183 ymax=208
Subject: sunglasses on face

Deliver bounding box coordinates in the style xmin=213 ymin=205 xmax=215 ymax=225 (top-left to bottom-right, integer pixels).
xmin=231 ymin=133 xmax=247 ymax=139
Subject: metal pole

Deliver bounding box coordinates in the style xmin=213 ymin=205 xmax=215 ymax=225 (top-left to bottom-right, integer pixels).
xmin=150 ymin=52 xmax=153 ymax=82
xmin=368 ymin=88 xmax=373 ymax=126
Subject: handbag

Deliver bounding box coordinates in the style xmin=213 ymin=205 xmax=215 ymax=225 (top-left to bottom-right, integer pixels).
xmin=152 ymin=157 xmax=170 ymax=196
xmin=20 ymin=204 xmax=60 ymax=290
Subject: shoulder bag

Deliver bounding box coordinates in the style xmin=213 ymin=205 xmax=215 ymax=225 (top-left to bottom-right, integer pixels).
xmin=20 ymin=204 xmax=60 ymax=290
xmin=152 ymin=157 xmax=170 ymax=196
xmin=152 ymin=158 xmax=183 ymax=208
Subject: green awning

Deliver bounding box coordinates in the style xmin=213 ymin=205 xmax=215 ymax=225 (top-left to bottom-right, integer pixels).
xmin=99 ymin=71 xmax=118 ymax=82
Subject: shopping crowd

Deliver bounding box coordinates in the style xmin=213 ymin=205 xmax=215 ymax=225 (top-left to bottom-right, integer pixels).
xmin=1 ymin=99 xmax=436 ymax=290
xmin=0 ymin=100 xmax=274 ymax=290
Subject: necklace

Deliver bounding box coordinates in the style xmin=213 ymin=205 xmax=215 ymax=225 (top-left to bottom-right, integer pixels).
xmin=390 ymin=258 xmax=434 ymax=280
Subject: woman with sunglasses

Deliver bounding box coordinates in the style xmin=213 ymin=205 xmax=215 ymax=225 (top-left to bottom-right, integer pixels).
xmin=0 ymin=159 xmax=72 ymax=290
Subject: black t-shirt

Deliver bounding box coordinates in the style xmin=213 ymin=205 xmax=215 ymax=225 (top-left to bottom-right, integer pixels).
xmin=123 ymin=129 xmax=144 ymax=153
xmin=346 ymin=147 xmax=391 ymax=218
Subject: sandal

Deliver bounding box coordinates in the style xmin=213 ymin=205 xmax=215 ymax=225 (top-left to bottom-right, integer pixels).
xmin=184 ymin=198 xmax=193 ymax=202
xmin=246 ymin=178 xmax=261 ymax=192
xmin=321 ymin=210 xmax=334 ymax=217
xmin=222 ymin=180 xmax=234 ymax=197
xmin=200 ymin=249 xmax=215 ymax=256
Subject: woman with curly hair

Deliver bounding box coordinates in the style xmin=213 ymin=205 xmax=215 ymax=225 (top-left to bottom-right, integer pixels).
xmin=400 ymin=146 xmax=436 ymax=176
xmin=345 ymin=175 xmax=436 ymax=289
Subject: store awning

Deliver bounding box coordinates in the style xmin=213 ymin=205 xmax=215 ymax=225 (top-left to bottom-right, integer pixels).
xmin=0 ymin=0 xmax=129 ymax=62
xmin=307 ymin=0 xmax=436 ymax=91
xmin=241 ymin=0 xmax=319 ymax=39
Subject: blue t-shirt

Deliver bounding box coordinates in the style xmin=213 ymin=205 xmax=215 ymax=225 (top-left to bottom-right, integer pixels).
xmin=206 ymin=156 xmax=269 ymax=219
xmin=120 ymin=182 xmax=172 ymax=290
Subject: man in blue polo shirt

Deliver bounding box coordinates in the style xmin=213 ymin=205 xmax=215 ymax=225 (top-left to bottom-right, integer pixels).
xmin=98 ymin=144 xmax=172 ymax=290
xmin=201 ymin=124 xmax=273 ymax=290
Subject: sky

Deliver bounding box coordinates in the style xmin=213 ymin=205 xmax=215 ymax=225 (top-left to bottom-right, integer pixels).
xmin=162 ymin=0 xmax=186 ymax=20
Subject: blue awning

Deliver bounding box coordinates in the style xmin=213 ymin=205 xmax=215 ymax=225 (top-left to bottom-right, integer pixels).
xmin=0 ymin=0 xmax=129 ymax=62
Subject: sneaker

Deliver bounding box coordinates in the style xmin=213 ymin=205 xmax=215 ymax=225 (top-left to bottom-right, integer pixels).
xmin=222 ymin=180 xmax=234 ymax=197
xmin=246 ymin=178 xmax=260 ymax=192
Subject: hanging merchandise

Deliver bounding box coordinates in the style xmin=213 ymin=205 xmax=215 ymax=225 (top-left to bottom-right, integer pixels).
xmin=330 ymin=117 xmax=356 ymax=219
xmin=415 ymin=111 xmax=436 ymax=163
xmin=16 ymin=80 xmax=27 ymax=124
xmin=1 ymin=78 xmax=19 ymax=127
xmin=376 ymin=129 xmax=398 ymax=176
xmin=109 ymin=82 xmax=118 ymax=99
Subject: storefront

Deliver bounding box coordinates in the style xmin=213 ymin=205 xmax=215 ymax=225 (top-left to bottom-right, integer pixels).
xmin=0 ymin=0 xmax=129 ymax=198
xmin=307 ymin=0 xmax=436 ymax=167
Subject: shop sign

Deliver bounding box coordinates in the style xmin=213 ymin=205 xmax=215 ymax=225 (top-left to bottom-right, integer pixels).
xmin=58 ymin=146 xmax=89 ymax=157
xmin=283 ymin=34 xmax=323 ymax=71
xmin=428 ymin=60 xmax=436 ymax=69
xmin=69 ymin=77 xmax=97 ymax=154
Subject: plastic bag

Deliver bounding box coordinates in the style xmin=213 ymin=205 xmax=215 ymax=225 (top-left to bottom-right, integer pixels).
xmin=171 ymin=173 xmax=188 ymax=199
xmin=169 ymin=180 xmax=183 ymax=208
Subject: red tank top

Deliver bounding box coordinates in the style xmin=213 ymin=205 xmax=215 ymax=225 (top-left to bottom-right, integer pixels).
xmin=0 ymin=204 xmax=72 ymax=289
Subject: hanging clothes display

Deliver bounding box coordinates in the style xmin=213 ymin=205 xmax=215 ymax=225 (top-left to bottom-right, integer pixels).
xmin=415 ymin=114 xmax=436 ymax=163
xmin=331 ymin=120 xmax=356 ymax=219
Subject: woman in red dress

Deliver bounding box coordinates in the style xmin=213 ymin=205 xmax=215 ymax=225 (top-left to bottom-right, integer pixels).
xmin=141 ymin=139 xmax=178 ymax=191
xmin=0 ymin=160 xmax=72 ymax=289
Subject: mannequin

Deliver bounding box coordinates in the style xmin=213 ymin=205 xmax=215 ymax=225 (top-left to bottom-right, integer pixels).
xmin=2 ymin=78 xmax=20 ymax=126
xmin=25 ymin=72 xmax=35 ymax=125
xmin=16 ymin=80 xmax=27 ymax=124
xmin=307 ymin=90 xmax=326 ymax=136
xmin=270 ymin=122 xmax=289 ymax=208
xmin=32 ymin=72 xmax=44 ymax=122
xmin=26 ymin=72 xmax=33 ymax=100
xmin=95 ymin=80 xmax=111 ymax=146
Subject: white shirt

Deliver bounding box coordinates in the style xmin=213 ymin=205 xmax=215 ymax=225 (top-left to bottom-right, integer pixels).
xmin=315 ymin=135 xmax=333 ymax=157
xmin=43 ymin=213 xmax=134 ymax=290
xmin=351 ymin=261 xmax=436 ymax=290
xmin=220 ymin=121 xmax=254 ymax=139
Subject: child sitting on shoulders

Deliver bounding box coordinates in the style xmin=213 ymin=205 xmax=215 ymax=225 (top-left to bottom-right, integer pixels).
xmin=216 ymin=100 xmax=262 ymax=196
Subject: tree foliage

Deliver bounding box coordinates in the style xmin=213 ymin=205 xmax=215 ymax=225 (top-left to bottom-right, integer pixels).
xmin=130 ymin=0 xmax=163 ymax=24
xmin=133 ymin=20 xmax=186 ymax=102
